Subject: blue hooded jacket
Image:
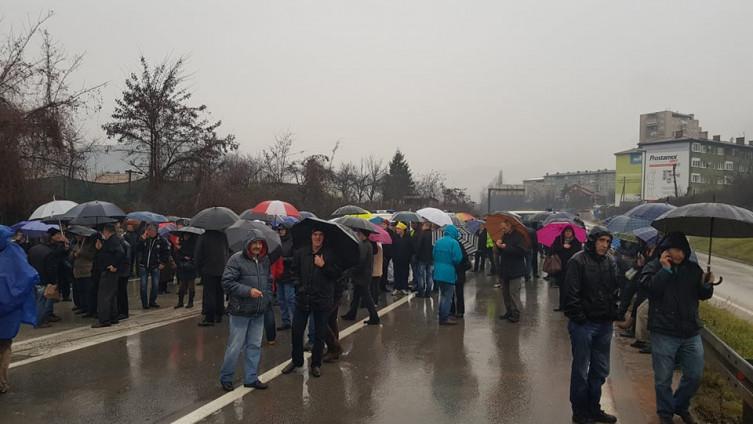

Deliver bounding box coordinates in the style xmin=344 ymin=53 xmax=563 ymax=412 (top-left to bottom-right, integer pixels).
xmin=432 ymin=225 xmax=462 ymax=284
xmin=0 ymin=225 xmax=40 ymax=339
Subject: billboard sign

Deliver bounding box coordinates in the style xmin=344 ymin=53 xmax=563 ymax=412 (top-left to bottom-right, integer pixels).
xmin=642 ymin=143 xmax=689 ymax=201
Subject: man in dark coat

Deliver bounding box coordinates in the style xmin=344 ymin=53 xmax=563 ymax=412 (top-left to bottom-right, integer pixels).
xmin=552 ymin=226 xmax=583 ymax=312
xmin=473 ymin=223 xmax=489 ymax=272
xmin=93 ymin=223 xmax=125 ymax=328
xmin=27 ymin=228 xmax=69 ymax=327
xmin=341 ymin=231 xmax=380 ymax=325
xmin=564 ymin=226 xmax=620 ymax=424
xmin=641 ymin=233 xmax=713 ymax=424
xmin=174 ymin=233 xmax=198 ymax=309
xmin=195 ymin=230 xmax=231 ymax=327
xmin=379 ymin=219 xmax=397 ymax=292
xmin=282 ymin=228 xmax=342 ymax=378
xmin=495 ymin=221 xmax=529 ymax=323
xmin=135 ymin=224 xmax=170 ymax=309
xmin=415 ymin=222 xmax=434 ymax=297
xmin=391 ymin=222 xmax=413 ymax=295
xmin=275 ymin=223 xmax=296 ymax=330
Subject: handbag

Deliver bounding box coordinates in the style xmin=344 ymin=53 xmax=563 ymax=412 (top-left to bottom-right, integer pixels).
xmin=542 ymin=255 xmax=562 ymax=275
xmin=43 ymin=283 xmax=62 ymax=301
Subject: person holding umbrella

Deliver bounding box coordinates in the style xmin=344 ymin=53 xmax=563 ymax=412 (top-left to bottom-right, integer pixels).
xmin=282 ymin=227 xmax=342 ymax=378
xmin=92 ymin=223 xmax=126 ymax=328
xmin=341 ymin=229 xmax=380 ymax=325
xmin=551 ymin=226 xmax=583 ymax=312
xmin=495 ymin=220 xmax=530 ymax=323
xmin=640 ymin=233 xmax=714 ymax=424
xmin=173 ymin=231 xmax=199 ymax=309
xmin=219 ymin=230 xmax=273 ymax=392
xmin=195 ymin=229 xmax=231 ymax=327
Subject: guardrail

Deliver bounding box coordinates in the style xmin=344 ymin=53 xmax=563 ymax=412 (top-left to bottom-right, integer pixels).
xmin=700 ymin=327 xmax=753 ymax=423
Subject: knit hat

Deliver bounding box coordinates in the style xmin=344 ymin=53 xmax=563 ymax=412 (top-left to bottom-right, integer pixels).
xmin=396 ymin=222 xmax=407 ymax=231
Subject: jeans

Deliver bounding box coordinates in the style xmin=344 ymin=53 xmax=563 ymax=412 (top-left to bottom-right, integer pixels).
xmin=34 ymin=285 xmax=54 ymax=326
xmin=219 ymin=313 xmax=265 ymax=385
xmin=415 ymin=262 xmax=433 ymax=295
xmin=651 ymin=332 xmax=704 ymax=418
xmin=568 ymin=320 xmax=612 ymax=417
xmin=277 ymin=283 xmax=296 ymax=326
xmin=437 ymin=282 xmax=454 ymax=322
xmin=139 ymin=266 xmax=160 ymax=307
xmin=292 ymin=307 xmax=329 ymax=367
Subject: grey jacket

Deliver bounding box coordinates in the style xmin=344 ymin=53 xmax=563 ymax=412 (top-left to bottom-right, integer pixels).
xmin=221 ymin=231 xmax=273 ymax=317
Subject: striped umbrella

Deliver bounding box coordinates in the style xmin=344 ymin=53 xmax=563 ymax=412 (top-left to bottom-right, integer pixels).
xmin=251 ymin=200 xmax=300 ymax=218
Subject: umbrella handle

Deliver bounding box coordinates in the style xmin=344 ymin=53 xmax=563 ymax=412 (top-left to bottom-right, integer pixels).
xmin=705 ymin=266 xmax=723 ymax=286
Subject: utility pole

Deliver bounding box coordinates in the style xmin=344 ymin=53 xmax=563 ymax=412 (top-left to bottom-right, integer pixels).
xmin=672 ymin=164 xmax=679 ymax=198
xmin=620 ymin=176 xmax=626 ymax=204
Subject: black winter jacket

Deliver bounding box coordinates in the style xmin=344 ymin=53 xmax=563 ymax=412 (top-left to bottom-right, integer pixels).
xmin=351 ymin=240 xmax=374 ymax=287
xmin=278 ymin=234 xmax=295 ymax=284
xmin=564 ymin=248 xmax=620 ymax=323
xmin=641 ymin=258 xmax=713 ymax=338
xmin=292 ymin=246 xmax=342 ymax=311
xmin=392 ymin=233 xmax=413 ymax=265
xmin=415 ymin=230 xmax=433 ymax=263
xmin=497 ymin=230 xmax=529 ymax=280
xmin=195 ymin=230 xmax=230 ymax=277
xmin=136 ymin=236 xmax=170 ymax=270
xmin=28 ymin=242 xmax=68 ymax=285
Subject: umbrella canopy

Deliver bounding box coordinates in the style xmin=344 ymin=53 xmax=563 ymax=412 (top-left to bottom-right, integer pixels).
xmin=331 ymin=205 xmax=369 ymax=218
xmin=529 ymin=211 xmax=554 ymax=225
xmin=126 ymin=211 xmax=168 ymax=223
xmin=57 ymin=201 xmax=125 ymax=226
xmin=18 ymin=221 xmax=59 ymax=238
xmin=332 ymin=216 xmax=377 ymax=234
xmin=417 ymin=208 xmax=453 ymax=227
xmin=625 ymin=203 xmax=676 ymax=222
xmin=543 ymin=212 xmax=585 ymax=228
xmin=447 ymin=213 xmax=463 ymax=227
xmin=298 ymin=211 xmax=317 ymax=219
xmin=29 ymin=200 xmax=78 ymax=221
xmin=172 ymin=226 xmax=206 ymax=236
xmin=606 ymin=215 xmax=651 ymax=235
xmin=66 ymin=225 xmax=97 ymax=237
xmin=485 ymin=211 xmax=531 ymax=246
xmin=271 ymin=215 xmax=299 ymax=229
xmin=391 ymin=211 xmax=423 ymax=224
xmin=465 ymin=219 xmax=484 ymax=234
xmin=251 ymin=200 xmax=300 ymax=218
xmin=225 ymin=220 xmax=282 ymax=261
xmin=239 ymin=210 xmax=274 ymax=223
xmin=536 ymin=221 xmax=587 ymax=248
xmin=455 ymin=212 xmax=475 ymax=222
xmin=368 ymin=224 xmax=392 ymax=245
xmin=292 ymin=217 xmax=360 ymax=269
xmin=633 ymin=227 xmax=659 ymax=245
xmin=191 ymin=207 xmax=239 ymax=231
xmin=158 ymin=222 xmax=177 ymax=237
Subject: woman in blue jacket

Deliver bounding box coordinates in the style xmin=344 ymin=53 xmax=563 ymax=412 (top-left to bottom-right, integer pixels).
xmin=432 ymin=225 xmax=462 ymax=325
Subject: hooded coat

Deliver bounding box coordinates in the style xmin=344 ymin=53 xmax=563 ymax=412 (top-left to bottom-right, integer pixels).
xmin=221 ymin=230 xmax=273 ymax=317
xmin=432 ymin=225 xmax=462 ymax=284
xmin=640 ymin=232 xmax=713 ymax=339
xmin=0 ymin=226 xmax=39 ymax=338
xmin=292 ymin=244 xmax=342 ymax=311
xmin=564 ymin=226 xmax=620 ymax=323
xmin=551 ymin=226 xmax=583 ymax=279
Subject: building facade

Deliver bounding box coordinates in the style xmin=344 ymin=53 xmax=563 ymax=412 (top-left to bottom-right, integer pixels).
xmin=542 ymin=170 xmax=616 ymax=203
xmin=614 ymin=148 xmax=643 ymax=206
xmin=640 ymin=111 xmax=705 ymax=143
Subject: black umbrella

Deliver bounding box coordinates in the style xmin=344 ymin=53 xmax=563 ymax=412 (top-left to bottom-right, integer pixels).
xmin=225 ymin=220 xmax=282 ymax=261
xmin=391 ymin=211 xmax=423 ymax=223
xmin=529 ymin=211 xmax=554 ymax=225
xmin=191 ymin=207 xmax=239 ymax=231
xmin=543 ymin=212 xmax=585 ymax=228
xmin=652 ymin=202 xmax=753 ymax=284
xmin=332 ymin=216 xmax=377 ymax=234
xmin=172 ymin=226 xmax=206 ymax=236
xmin=239 ymin=210 xmax=276 ymax=223
xmin=330 ymin=205 xmax=369 ymax=218
xmin=299 ymin=211 xmax=318 ymax=219
xmin=56 ymin=200 xmax=125 ymax=226
xmin=66 ymin=225 xmax=98 ymax=237
xmin=292 ymin=217 xmax=360 ymax=269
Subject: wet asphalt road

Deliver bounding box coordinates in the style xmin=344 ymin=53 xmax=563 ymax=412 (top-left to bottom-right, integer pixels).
xmin=696 ymin=252 xmax=753 ymax=318
xmin=1 ymin=274 xmax=637 ymax=424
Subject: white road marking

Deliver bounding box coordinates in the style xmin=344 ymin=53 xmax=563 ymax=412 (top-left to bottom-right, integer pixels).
xmin=171 ymin=293 xmax=415 ymax=424
xmin=710 ymin=296 xmax=753 ymax=320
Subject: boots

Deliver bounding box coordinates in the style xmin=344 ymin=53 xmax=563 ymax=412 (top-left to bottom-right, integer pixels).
xmin=186 ymin=290 xmax=195 ymax=308
xmin=175 ymin=290 xmax=185 ymax=309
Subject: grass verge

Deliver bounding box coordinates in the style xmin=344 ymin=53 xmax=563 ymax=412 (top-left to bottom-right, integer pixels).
xmin=688 ymin=237 xmax=753 ymax=266
xmin=693 ymin=302 xmax=753 ymax=423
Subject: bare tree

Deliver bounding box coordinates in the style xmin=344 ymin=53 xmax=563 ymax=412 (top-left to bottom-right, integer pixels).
xmin=363 ymin=155 xmax=385 ymax=203
xmin=261 ymin=131 xmax=301 ymax=184
xmin=415 ymin=170 xmax=446 ymax=200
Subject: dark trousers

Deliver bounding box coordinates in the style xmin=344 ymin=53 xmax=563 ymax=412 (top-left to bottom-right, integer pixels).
xmin=73 ymin=277 xmax=91 ymax=311
xmin=264 ymin=308 xmax=276 ymax=342
xmin=450 ymin=279 xmax=465 ymax=315
xmin=568 ymin=320 xmax=612 ymax=417
xmin=291 ymin=307 xmax=328 ymax=367
xmin=325 ymin=302 xmax=342 ymax=355
xmin=473 ymin=250 xmax=486 ymax=272
xmin=59 ymin=274 xmax=72 ymax=300
xmin=117 ymin=276 xmax=129 ymax=318
xmin=97 ymin=272 xmax=119 ymax=324
xmin=346 ymin=284 xmax=379 ymax=322
xmin=88 ymin=273 xmax=100 ymax=316
xmin=393 ymin=261 xmax=410 ymax=291
xmin=370 ymin=276 xmax=381 ymax=306
xmin=201 ymin=275 xmax=224 ymax=322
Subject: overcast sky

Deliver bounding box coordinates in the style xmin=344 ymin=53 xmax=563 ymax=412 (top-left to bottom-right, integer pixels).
xmin=5 ymin=1 xmax=753 ymax=200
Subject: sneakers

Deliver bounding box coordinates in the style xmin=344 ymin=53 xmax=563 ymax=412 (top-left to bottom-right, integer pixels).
xmin=401 ymin=290 xmax=411 ymax=295
xmin=591 ymin=410 xmax=617 ymax=423
xmin=323 ymin=352 xmax=341 ymax=363
xmin=493 ymin=283 xmax=502 ymax=288
xmin=244 ymin=380 xmax=268 ymax=390
xmin=391 ymin=289 xmax=400 ymax=296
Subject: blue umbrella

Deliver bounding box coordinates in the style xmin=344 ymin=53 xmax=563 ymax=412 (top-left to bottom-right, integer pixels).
xmin=606 ymin=215 xmax=651 ymax=235
xmin=18 ymin=221 xmax=59 ymax=238
xmin=126 ymin=211 xmax=168 ymax=223
xmin=633 ymin=227 xmax=659 ymax=246
xmin=298 ymin=211 xmax=317 ymax=219
xmin=624 ymin=203 xmax=676 ymax=222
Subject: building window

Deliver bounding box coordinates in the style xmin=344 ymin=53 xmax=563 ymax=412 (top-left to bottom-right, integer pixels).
xmin=691 ymin=157 xmax=701 ymax=168
xmin=715 ymin=162 xmax=725 ymax=171
xmin=725 ymin=175 xmax=734 ymax=185
xmin=716 ymin=177 xmax=725 ymax=185
xmin=740 ymin=165 xmax=748 ymax=173
xmin=717 ymin=147 xmax=725 ymax=156
xmin=691 ymin=143 xmax=702 ymax=153
xmin=725 ymin=161 xmax=734 ymax=171
xmin=690 ymin=173 xmax=701 ymax=183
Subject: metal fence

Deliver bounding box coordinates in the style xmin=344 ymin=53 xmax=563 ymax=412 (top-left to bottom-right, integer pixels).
xmin=700 ymin=327 xmax=753 ymax=423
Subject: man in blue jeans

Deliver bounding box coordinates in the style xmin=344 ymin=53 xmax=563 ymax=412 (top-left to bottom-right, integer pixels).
xmin=564 ymin=226 xmax=620 ymax=424
xmin=640 ymin=232 xmax=713 ymax=424
xmin=136 ymin=225 xmax=169 ymax=309
xmin=432 ymin=225 xmax=462 ymax=325
xmin=219 ymin=231 xmax=272 ymax=391
xmin=275 ymin=223 xmax=296 ymax=330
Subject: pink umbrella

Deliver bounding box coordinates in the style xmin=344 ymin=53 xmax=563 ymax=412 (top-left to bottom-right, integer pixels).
xmin=251 ymin=200 xmax=300 ymax=218
xmin=369 ymin=224 xmax=393 ymax=244
xmin=536 ymin=221 xmax=587 ymax=248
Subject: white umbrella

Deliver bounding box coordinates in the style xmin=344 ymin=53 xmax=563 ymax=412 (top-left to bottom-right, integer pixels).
xmin=417 ymin=207 xmax=453 ymax=227
xmin=29 ymin=200 xmax=78 ymax=221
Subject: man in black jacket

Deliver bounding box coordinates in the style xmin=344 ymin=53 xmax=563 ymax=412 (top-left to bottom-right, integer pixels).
xmin=195 ymin=230 xmax=231 ymax=327
xmin=495 ymin=221 xmax=529 ymax=323
xmin=473 ymin=223 xmax=488 ymax=272
xmin=564 ymin=226 xmax=619 ymax=424
xmin=136 ymin=225 xmax=170 ymax=309
xmin=282 ymin=228 xmax=342 ymax=378
xmin=93 ymin=223 xmax=125 ymax=328
xmin=379 ymin=219 xmax=397 ymax=292
xmin=341 ymin=231 xmax=380 ymax=325
xmin=275 ymin=223 xmax=296 ymax=330
xmin=28 ymin=228 xmax=69 ymax=328
xmin=415 ymin=222 xmax=434 ymax=297
xmin=641 ymin=233 xmax=713 ymax=424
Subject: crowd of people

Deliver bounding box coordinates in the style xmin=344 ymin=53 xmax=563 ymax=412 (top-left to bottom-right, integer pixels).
xmin=0 ymin=207 xmax=717 ymax=424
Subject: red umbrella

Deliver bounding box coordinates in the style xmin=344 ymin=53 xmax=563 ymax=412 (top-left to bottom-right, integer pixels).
xmin=251 ymin=200 xmax=300 ymax=218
